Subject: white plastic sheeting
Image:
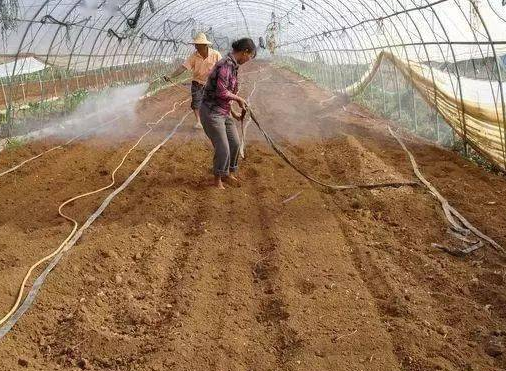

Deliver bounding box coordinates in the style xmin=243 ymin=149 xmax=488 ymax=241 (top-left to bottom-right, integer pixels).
xmin=0 ymin=57 xmax=47 ymax=78
xmin=344 ymin=51 xmax=506 ymax=169
xmin=1 ymin=0 xmax=506 ymax=171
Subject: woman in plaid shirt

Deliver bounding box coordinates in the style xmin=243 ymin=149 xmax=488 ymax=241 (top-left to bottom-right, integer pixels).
xmin=200 ymin=38 xmax=257 ymax=189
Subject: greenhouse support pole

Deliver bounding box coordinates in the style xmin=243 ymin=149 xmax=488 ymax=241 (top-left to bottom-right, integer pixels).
xmin=394 ymin=65 xmax=402 ymax=120
xmin=469 ymin=2 xmax=506 ymax=169
xmin=370 ymin=69 xmax=375 ymax=107
xmin=380 ymin=63 xmax=386 ymax=115
xmin=1 ymin=81 xmax=8 ymax=111
xmin=20 ymin=78 xmax=26 ymax=105
xmin=436 ymin=111 xmax=440 ymax=143
xmin=412 ymin=85 xmax=418 ymax=133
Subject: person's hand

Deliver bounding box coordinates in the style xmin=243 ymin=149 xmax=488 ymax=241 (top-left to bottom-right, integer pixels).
xmin=240 ymin=108 xmax=247 ymax=121
xmin=231 ymin=110 xmax=241 ymax=121
xmin=236 ymin=96 xmax=248 ymax=109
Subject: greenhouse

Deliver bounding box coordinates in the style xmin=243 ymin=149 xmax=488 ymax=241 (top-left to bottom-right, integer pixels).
xmin=0 ymin=1 xmax=505 ymax=370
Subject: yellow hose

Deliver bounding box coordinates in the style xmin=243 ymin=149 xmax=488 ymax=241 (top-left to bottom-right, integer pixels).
xmin=0 ymin=96 xmax=190 ymax=327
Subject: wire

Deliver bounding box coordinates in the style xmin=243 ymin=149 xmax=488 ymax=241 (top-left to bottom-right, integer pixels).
xmin=235 ymin=0 xmax=251 ymax=38
xmin=107 ymin=28 xmax=128 ymax=41
xmin=40 ymin=15 xmax=90 ymax=27
xmin=127 ymin=0 xmax=156 ymax=29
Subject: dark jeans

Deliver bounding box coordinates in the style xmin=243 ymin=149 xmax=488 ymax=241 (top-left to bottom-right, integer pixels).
xmin=190 ymin=81 xmax=205 ymax=110
xmin=200 ymin=103 xmax=240 ymax=177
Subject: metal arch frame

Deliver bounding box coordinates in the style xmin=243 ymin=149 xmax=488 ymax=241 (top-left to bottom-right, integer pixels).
xmin=267 ymin=0 xmax=449 ymax=118
xmin=344 ymin=0 xmax=431 ymax=125
xmin=2 ymin=1 xmax=502 ymax=81
xmin=2 ymin=0 xmax=506 ymax=168
xmin=379 ymin=0 xmax=454 ymax=130
xmin=131 ymin=0 xmax=366 ymax=88
xmin=271 ymin=0 xmax=504 ymax=163
xmin=466 ymin=1 xmax=506 ymax=167
xmin=277 ymin=0 xmax=423 ymax=113
xmin=262 ymin=0 xmax=382 ymax=89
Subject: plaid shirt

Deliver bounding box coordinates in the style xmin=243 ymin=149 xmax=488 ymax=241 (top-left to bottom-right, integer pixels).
xmin=202 ymin=53 xmax=239 ymax=116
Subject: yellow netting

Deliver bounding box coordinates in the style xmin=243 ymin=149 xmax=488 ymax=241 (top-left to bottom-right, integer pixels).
xmin=345 ymin=51 xmax=506 ymax=170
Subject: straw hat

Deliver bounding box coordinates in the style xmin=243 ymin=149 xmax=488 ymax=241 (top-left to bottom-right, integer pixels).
xmin=190 ymin=32 xmax=212 ymax=45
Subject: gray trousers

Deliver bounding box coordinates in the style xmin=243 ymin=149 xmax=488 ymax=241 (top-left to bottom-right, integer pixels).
xmin=200 ymin=103 xmax=240 ymax=177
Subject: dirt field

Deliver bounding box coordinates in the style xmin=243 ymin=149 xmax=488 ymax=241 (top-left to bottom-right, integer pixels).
xmin=0 ymin=61 xmax=505 ymax=371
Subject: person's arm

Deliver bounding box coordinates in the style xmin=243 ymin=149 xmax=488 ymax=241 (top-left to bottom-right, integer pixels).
xmin=164 ymin=54 xmax=194 ymax=81
xmin=215 ymin=65 xmax=248 ymax=108
xmin=170 ymin=65 xmax=187 ymax=79
xmin=163 ymin=65 xmax=187 ymax=82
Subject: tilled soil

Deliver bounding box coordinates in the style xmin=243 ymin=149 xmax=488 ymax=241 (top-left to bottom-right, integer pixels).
xmin=0 ymin=62 xmax=505 ymax=371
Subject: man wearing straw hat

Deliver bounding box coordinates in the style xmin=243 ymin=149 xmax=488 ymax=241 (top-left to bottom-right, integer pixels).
xmin=164 ymin=32 xmax=222 ymax=129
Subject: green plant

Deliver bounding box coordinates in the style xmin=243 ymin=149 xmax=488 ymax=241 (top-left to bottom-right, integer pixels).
xmin=5 ymin=137 xmax=24 ymax=150
xmin=65 ymin=89 xmax=89 ymax=112
xmin=145 ymin=70 xmax=191 ymax=95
